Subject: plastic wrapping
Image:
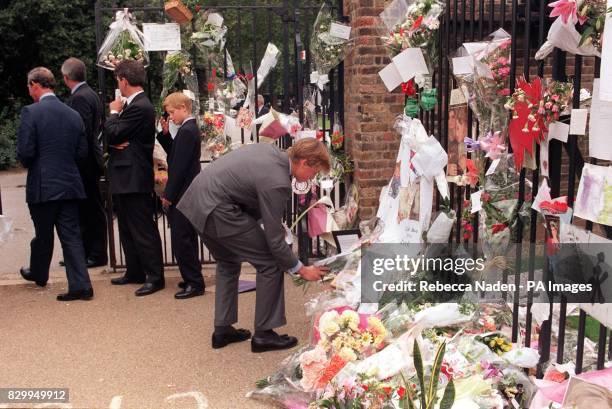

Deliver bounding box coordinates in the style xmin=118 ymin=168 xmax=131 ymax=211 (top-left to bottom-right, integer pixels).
xmin=256 ymin=109 xmax=301 ymax=142
xmin=97 ymin=9 xmax=148 ymax=71
xmin=190 ymin=11 xmax=228 ymax=66
xmin=0 ymin=215 xmax=13 ymax=246
xmin=244 ymin=43 xmax=280 ymax=109
xmin=380 ymin=0 xmax=445 ymax=70
xmin=310 ymin=3 xmax=353 ymax=82
xmin=472 ymin=29 xmax=512 ymax=139
xmin=160 ymin=51 xmax=200 ymax=116
xmin=332 ymin=183 xmax=359 ymax=230
xmin=200 ymin=112 xmax=228 ymax=160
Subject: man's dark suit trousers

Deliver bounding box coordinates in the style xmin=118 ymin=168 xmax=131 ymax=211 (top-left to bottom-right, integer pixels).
xmin=28 ymin=200 xmax=91 ymax=291
xmin=168 ymin=205 xmax=203 ymax=290
xmin=114 ymin=193 xmax=164 ymax=283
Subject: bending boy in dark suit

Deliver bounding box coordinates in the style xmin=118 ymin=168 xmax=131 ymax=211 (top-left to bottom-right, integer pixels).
xmin=157 ymin=92 xmax=205 ymax=299
xmin=103 ymin=60 xmax=164 ymax=296
xmin=17 ymin=67 xmax=93 ymax=301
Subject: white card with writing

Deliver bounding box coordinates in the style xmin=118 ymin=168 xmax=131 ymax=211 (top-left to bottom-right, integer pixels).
xmin=569 ymin=109 xmax=588 ymax=135
xmin=207 ymin=13 xmax=224 ymax=27
xmin=452 ymin=56 xmax=473 ymax=76
xmin=330 ymin=22 xmax=351 ymax=40
xmin=589 ymin=79 xmax=612 ymax=160
xmin=379 ymin=62 xmax=403 ymax=92
xmin=470 ymin=190 xmax=483 ymax=213
xmin=392 ymin=48 xmax=429 ymax=82
xmin=548 ymin=121 xmax=570 ymax=143
xmin=142 ymin=23 xmax=181 ymax=51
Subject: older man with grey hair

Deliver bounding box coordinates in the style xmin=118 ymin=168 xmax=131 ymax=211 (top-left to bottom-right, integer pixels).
xmin=61 ymin=57 xmax=107 ymax=268
xmin=18 ymin=67 xmax=93 ymax=301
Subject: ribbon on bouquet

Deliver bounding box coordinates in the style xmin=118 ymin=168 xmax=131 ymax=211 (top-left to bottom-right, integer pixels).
xmin=397 ymin=117 xmax=450 ymax=235
xmin=310 ymin=71 xmax=330 ymax=91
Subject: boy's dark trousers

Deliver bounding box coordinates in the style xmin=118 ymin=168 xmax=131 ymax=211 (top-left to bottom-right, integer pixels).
xmin=168 ymin=205 xmax=204 ymax=290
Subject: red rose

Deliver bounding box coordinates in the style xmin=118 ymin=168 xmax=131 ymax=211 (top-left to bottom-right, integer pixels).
xmin=492 ymin=223 xmax=507 ymax=234
xmin=194 ymin=5 xmax=201 ymax=12
xmin=207 ymin=82 xmax=215 ymax=92
xmin=397 ymin=386 xmax=406 ymax=399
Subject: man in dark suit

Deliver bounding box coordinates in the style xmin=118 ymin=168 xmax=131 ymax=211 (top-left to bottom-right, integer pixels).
xmin=17 ymin=67 xmax=93 ymax=301
xmin=177 ymin=139 xmax=330 ymax=353
xmin=157 ymin=92 xmax=204 ymax=299
xmin=256 ymin=94 xmax=269 ymax=117
xmin=61 ymin=57 xmax=107 ymax=268
xmin=103 ymin=60 xmax=164 ymax=297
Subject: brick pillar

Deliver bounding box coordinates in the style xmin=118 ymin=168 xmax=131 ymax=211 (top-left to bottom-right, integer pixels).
xmin=343 ymin=0 xmax=404 ymax=220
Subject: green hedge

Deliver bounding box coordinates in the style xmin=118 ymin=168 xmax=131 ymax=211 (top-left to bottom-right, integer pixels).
xmin=0 ymin=109 xmax=19 ymax=170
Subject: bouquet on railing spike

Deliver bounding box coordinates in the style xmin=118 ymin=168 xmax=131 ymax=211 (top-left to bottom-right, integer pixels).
xmin=472 ymin=30 xmax=512 ymax=141
xmin=309 ymin=3 xmax=353 ymax=91
xmin=380 ymin=0 xmax=445 ymax=117
xmin=159 ymin=51 xmax=200 ymax=116
xmin=191 ymin=10 xmax=227 ymax=65
xmin=504 ymin=77 xmax=573 ymax=170
xmin=536 ymin=0 xmax=610 ymax=59
xmin=97 ymin=9 xmax=148 ymax=71
xmin=201 ymin=111 xmax=229 ymax=160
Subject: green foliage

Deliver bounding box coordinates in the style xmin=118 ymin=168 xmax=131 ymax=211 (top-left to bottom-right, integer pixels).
xmin=0 ymin=0 xmax=97 ymax=112
xmin=407 ymin=339 xmax=455 ymax=409
xmin=0 ymin=107 xmax=20 ymax=170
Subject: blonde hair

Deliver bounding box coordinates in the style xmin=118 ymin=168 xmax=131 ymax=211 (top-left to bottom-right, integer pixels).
xmin=163 ymin=92 xmax=192 ymax=111
xmin=287 ymin=138 xmax=331 ymax=172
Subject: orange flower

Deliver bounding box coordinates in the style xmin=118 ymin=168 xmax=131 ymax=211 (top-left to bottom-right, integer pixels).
xmin=316 ymin=355 xmax=347 ymax=389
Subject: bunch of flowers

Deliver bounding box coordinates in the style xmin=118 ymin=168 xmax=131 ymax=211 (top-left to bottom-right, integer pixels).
xmin=190 ymin=10 xmax=228 ymax=62
xmin=505 ymin=77 xmax=572 ymax=169
xmin=159 ymin=51 xmax=199 ymax=115
xmin=201 ymin=112 xmax=228 ymax=159
xmin=102 ymin=33 xmax=147 ymax=69
xmin=310 ymin=3 xmax=353 ymax=82
xmin=331 ymin=121 xmax=344 ymax=150
xmin=472 ymin=37 xmax=512 ymax=138
xmin=382 ymin=0 xmax=444 ymax=67
xmin=97 ymin=10 xmax=148 ymax=71
xmin=550 ymin=0 xmax=610 ymax=52
xmin=477 ymin=333 xmax=513 ymax=356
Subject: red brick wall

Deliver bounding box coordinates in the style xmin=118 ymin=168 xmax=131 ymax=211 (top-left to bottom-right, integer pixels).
xmin=343 ymin=0 xmax=404 ymax=219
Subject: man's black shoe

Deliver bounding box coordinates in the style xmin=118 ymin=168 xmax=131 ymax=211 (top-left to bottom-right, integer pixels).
xmin=174 ymin=285 xmax=204 ymax=299
xmin=211 ymin=328 xmax=251 ymax=349
xmin=251 ymin=331 xmax=298 ymax=353
xmin=56 ymin=288 xmax=94 ymax=301
xmin=86 ymin=258 xmax=107 ymax=268
xmin=20 ymin=267 xmax=47 ymax=287
xmin=111 ymin=275 xmax=146 ymax=285
xmin=134 ymin=282 xmax=165 ymax=296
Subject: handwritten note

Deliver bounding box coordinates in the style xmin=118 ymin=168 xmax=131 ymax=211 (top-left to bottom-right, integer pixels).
xmin=569 ymin=108 xmax=588 ymax=135
xmin=471 ymin=190 xmax=483 ymax=213
xmin=330 ymin=22 xmax=351 ymax=40
xmin=589 ymin=79 xmax=612 ymax=160
xmin=142 ymin=23 xmax=181 ymax=51
xmin=548 ymin=121 xmax=570 ymax=143
xmin=379 ymin=62 xmax=403 ymax=92
xmin=392 ymin=48 xmax=429 ymax=82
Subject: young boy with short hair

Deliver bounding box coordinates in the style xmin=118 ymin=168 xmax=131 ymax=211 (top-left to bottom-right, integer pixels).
xmin=158 ymin=92 xmax=204 ymax=299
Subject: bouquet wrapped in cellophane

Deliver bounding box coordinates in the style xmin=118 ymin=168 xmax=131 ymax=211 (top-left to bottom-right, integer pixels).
xmin=159 ymin=51 xmax=200 ymax=116
xmin=309 ymin=3 xmax=353 ymax=90
xmin=471 ymin=29 xmax=512 ymax=141
xmin=380 ymin=0 xmax=445 ymax=83
xmin=201 ymin=111 xmax=229 ymax=160
xmin=97 ymin=9 xmax=148 ymax=71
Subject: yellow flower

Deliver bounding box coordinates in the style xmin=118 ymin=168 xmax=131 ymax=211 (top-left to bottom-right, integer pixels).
xmin=489 ymin=340 xmax=497 ymax=348
xmin=361 ymin=332 xmax=373 ymax=345
xmin=496 ymin=338 xmax=504 ymax=346
xmin=339 ymin=347 xmax=357 ymax=362
xmin=340 ymin=310 xmax=360 ymax=331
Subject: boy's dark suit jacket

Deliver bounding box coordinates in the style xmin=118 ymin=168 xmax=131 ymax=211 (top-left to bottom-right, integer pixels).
xmin=156 ymin=118 xmax=201 ymax=204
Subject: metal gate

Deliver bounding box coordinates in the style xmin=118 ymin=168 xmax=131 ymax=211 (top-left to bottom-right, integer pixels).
xmin=431 ymin=0 xmax=610 ymax=376
xmin=94 ymin=0 xmax=345 ymax=270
